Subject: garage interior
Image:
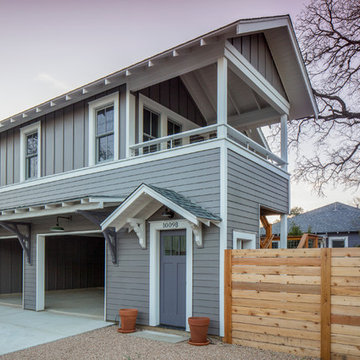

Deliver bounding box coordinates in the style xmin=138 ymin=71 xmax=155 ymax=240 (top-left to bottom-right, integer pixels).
xmin=45 ymin=235 xmax=105 ymax=319
xmin=0 ymin=237 xmax=23 ymax=307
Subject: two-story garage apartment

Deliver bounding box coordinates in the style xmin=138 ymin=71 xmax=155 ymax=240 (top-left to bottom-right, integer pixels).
xmin=0 ymin=15 xmax=317 ymax=336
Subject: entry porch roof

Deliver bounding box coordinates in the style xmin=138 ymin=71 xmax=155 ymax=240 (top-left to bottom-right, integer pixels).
xmin=101 ymin=183 xmax=221 ymax=232
xmin=0 ymin=195 xmax=125 ymax=222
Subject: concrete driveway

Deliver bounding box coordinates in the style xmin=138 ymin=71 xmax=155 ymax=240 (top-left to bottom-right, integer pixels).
xmin=0 ymin=305 xmax=111 ymax=356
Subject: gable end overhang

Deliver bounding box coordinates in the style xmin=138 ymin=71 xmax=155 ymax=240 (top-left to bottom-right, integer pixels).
xmin=236 ymin=16 xmax=318 ymax=120
xmin=101 ymin=183 xmax=221 ymax=232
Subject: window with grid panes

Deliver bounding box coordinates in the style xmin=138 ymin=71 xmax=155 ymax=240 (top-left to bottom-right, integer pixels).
xmin=96 ymin=105 xmax=114 ymax=163
xmin=143 ymin=108 xmax=159 ymax=153
xmin=167 ymin=119 xmax=182 ymax=148
xmin=25 ymin=132 xmax=38 ymax=179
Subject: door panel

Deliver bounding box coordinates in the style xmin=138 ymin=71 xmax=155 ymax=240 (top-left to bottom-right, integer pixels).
xmin=160 ymin=230 xmax=186 ymax=328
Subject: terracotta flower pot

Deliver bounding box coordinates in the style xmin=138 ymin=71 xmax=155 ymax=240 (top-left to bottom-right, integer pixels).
xmin=188 ymin=317 xmax=210 ymax=345
xmin=118 ymin=308 xmax=138 ymax=333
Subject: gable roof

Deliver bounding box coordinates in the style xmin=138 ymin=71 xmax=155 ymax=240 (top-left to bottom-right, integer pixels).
xmin=272 ymin=202 xmax=360 ymax=235
xmin=1 ymin=15 xmax=317 ymax=132
xmin=146 ymin=184 xmax=221 ymax=222
xmin=101 ymin=183 xmax=221 ymax=231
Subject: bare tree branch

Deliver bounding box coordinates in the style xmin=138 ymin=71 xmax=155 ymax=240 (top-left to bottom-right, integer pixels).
xmin=282 ymin=0 xmax=360 ymax=194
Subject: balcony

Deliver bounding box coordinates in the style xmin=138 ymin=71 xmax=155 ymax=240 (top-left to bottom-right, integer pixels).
xmin=129 ymin=123 xmax=286 ymax=169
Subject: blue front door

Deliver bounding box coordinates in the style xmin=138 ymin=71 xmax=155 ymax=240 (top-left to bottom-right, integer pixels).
xmin=160 ymin=230 xmax=186 ymax=328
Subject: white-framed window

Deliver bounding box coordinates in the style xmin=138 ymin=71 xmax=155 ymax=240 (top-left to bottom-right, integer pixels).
xmin=88 ymin=92 xmax=119 ymax=166
xmin=233 ymin=230 xmax=256 ymax=249
xmin=20 ymin=122 xmax=41 ymax=181
xmin=329 ymin=236 xmax=348 ymax=248
xmin=138 ymin=94 xmax=198 ymax=151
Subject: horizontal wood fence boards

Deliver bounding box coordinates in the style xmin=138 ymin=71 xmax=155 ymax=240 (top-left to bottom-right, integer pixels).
xmin=224 ymin=248 xmax=360 ymax=360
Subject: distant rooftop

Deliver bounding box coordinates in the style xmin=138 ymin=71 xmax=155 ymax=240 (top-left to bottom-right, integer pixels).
xmin=271 ymin=202 xmax=360 ymax=235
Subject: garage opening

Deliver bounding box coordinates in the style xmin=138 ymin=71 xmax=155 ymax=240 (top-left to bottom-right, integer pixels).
xmin=45 ymin=235 xmax=105 ymax=319
xmin=0 ymin=238 xmax=23 ymax=307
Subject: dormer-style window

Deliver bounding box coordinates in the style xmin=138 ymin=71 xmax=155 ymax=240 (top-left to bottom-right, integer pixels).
xmin=20 ymin=122 xmax=41 ymax=182
xmin=88 ymin=92 xmax=119 ymax=166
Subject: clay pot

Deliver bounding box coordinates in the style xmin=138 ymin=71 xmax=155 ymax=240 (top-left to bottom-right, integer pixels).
xmin=118 ymin=308 xmax=138 ymax=333
xmin=188 ymin=317 xmax=210 ymax=345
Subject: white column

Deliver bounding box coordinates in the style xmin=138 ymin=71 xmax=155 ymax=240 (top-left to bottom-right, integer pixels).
xmin=217 ymin=57 xmax=228 ymax=138
xmin=281 ymin=114 xmax=288 ymax=171
xmin=125 ymin=88 xmax=136 ymax=158
xmin=36 ymin=235 xmax=45 ymax=311
xmin=280 ymin=214 xmax=288 ymax=249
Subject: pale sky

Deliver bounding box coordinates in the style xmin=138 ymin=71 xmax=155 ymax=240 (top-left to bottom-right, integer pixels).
xmin=0 ymin=0 xmax=358 ymax=211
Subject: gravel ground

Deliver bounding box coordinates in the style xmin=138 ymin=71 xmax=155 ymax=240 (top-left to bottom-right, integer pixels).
xmin=1 ymin=325 xmax=316 ymax=360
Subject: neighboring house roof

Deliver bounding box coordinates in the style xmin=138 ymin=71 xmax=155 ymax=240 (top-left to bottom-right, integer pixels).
xmin=0 ymin=15 xmax=317 ymax=132
xmin=271 ymin=202 xmax=360 ymax=235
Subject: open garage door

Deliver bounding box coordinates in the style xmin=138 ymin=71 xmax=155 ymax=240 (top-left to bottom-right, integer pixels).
xmin=0 ymin=238 xmax=23 ymax=307
xmin=45 ymin=235 xmax=105 ymax=319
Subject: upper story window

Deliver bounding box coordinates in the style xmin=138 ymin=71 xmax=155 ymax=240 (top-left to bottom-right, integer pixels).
xmin=20 ymin=122 xmax=41 ymax=181
xmin=88 ymin=92 xmax=119 ymax=166
xmin=138 ymin=94 xmax=198 ymax=154
xmin=167 ymin=119 xmax=182 ymax=148
xmin=143 ymin=108 xmax=159 ymax=153
xmin=96 ymin=105 xmax=114 ymax=162
xmin=25 ymin=132 xmax=38 ymax=179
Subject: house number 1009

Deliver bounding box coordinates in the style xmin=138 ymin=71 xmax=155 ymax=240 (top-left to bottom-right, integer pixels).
xmin=162 ymin=221 xmax=178 ymax=229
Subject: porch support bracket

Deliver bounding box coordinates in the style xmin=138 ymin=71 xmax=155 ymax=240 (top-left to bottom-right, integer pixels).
xmin=76 ymin=210 xmax=117 ymax=264
xmin=127 ymin=218 xmax=146 ymax=249
xmin=0 ymin=222 xmax=31 ymax=264
xmin=191 ymin=223 xmax=203 ymax=248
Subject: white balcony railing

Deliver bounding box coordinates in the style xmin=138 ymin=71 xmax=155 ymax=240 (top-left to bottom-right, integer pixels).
xmin=129 ymin=124 xmax=286 ymax=168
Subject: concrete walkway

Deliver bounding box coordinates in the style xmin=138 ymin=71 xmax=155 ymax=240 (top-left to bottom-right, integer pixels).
xmin=0 ymin=305 xmax=111 ymax=356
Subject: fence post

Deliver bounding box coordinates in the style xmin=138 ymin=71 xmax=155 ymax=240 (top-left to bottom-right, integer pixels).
xmin=321 ymin=248 xmax=331 ymax=360
xmin=224 ymin=249 xmax=232 ymax=343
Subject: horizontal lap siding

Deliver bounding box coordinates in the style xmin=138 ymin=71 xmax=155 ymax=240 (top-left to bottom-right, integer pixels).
xmin=193 ymin=224 xmax=220 ymax=334
xmin=0 ymin=149 xmax=220 ymax=212
xmin=8 ymin=149 xmax=220 ymax=324
xmin=227 ymin=149 xmax=289 ymax=248
xmin=106 ymin=230 xmax=150 ymax=324
xmin=24 ymin=235 xmax=36 ymax=309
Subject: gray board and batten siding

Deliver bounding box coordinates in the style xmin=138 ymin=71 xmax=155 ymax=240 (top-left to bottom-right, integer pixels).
xmin=0 ymin=86 xmax=122 ymax=186
xmin=137 ymin=76 xmax=207 ymax=128
xmin=227 ymin=148 xmax=289 ymax=249
xmin=0 ymin=76 xmax=206 ymax=187
xmin=230 ymin=33 xmax=287 ymax=99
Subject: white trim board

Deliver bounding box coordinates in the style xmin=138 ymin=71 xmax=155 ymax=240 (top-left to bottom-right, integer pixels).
xmin=218 ymin=142 xmax=227 ymax=337
xmin=233 ymin=230 xmax=256 ymax=250
xmin=329 ymin=236 xmax=349 ymax=248
xmin=149 ymin=220 xmax=192 ymax=332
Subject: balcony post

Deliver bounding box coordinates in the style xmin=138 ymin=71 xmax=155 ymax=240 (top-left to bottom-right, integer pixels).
xmin=125 ymin=86 xmax=136 ymax=158
xmin=280 ymin=214 xmax=288 ymax=249
xmin=280 ymin=114 xmax=288 ymax=171
xmin=217 ymin=57 xmax=228 ymax=138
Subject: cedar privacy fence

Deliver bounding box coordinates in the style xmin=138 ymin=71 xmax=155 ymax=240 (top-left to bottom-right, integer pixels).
xmin=224 ymin=248 xmax=360 ymax=360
